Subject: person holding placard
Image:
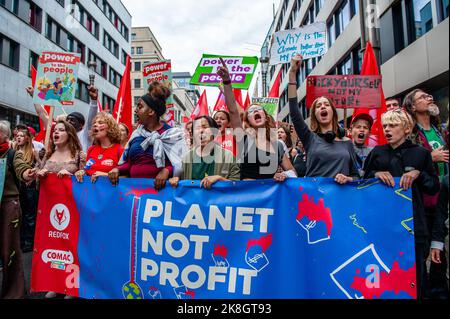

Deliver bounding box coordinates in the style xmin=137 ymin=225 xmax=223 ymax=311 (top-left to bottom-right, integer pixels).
xmin=288 ymin=55 xmax=359 ymax=183
xmin=217 ymin=59 xmax=296 ymax=181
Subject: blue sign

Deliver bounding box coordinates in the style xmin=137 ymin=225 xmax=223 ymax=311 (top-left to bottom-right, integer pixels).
xmin=70 ymin=177 xmax=416 ymax=299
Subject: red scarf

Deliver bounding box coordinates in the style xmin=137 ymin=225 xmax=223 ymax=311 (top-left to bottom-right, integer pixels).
xmin=0 ymin=141 xmax=10 ymax=156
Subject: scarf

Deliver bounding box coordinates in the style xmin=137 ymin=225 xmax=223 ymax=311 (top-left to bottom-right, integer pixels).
xmin=0 ymin=141 xmax=10 ymax=156
xmin=119 ymin=125 xmax=187 ymax=171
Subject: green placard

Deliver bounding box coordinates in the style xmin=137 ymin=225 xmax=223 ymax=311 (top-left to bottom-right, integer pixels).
xmin=252 ymin=97 xmax=280 ymax=120
xmin=190 ymin=54 xmax=258 ymax=90
xmin=0 ymin=158 xmax=7 ymax=202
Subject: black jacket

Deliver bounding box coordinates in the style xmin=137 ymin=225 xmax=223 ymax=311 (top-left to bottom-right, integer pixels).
xmin=363 ymin=140 xmax=440 ymax=243
xmin=432 ymin=175 xmax=449 ymax=244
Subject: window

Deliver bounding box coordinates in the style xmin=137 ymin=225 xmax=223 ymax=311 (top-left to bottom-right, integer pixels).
xmin=109 ymin=67 xmax=122 ymax=87
xmin=315 ymin=0 xmax=324 ymax=16
xmin=134 ymin=79 xmax=141 ymax=89
xmin=0 ymin=33 xmax=20 ymax=70
xmin=327 ymin=19 xmax=335 ymax=47
xmin=131 ymin=33 xmax=137 ymax=40
xmin=102 ymin=94 xmax=116 ymax=112
xmin=122 ymin=50 xmax=128 ymax=65
xmin=439 ymin=0 xmax=449 ymax=20
xmin=103 ymin=31 xmax=119 ymax=58
xmin=75 ymin=80 xmax=89 ymax=103
xmin=131 ymin=47 xmax=135 ymax=55
xmin=336 ymin=0 xmax=351 ymax=38
xmin=29 ymin=1 xmax=42 ymax=31
xmin=134 ymin=96 xmax=140 ymax=106
xmin=88 ymin=50 xmax=107 ymax=78
xmin=97 ymin=0 xmax=129 ymax=41
xmin=55 ymin=0 xmax=64 ymax=6
xmin=406 ymin=0 xmax=433 ymax=44
xmin=72 ymin=1 xmax=99 ymax=39
xmin=136 ymin=47 xmax=143 ymax=55
xmin=135 ymin=62 xmax=141 ymax=72
xmin=29 ymin=51 xmax=39 ymax=76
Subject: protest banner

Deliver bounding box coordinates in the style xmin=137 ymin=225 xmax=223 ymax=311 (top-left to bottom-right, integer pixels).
xmin=143 ymin=60 xmax=174 ymax=125
xmin=32 ymin=52 xmax=81 ymax=108
xmin=190 ymin=54 xmax=258 ymax=90
xmin=252 ymin=97 xmax=280 ymax=120
xmin=32 ymin=175 xmax=417 ymax=299
xmin=270 ymin=22 xmax=327 ymax=65
xmin=0 ymin=158 xmax=6 ymax=202
xmin=306 ymin=75 xmax=383 ymax=109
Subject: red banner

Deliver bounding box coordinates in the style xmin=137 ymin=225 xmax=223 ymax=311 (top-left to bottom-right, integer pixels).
xmin=306 ymin=75 xmax=382 ymax=109
xmin=31 ymin=175 xmax=80 ymax=297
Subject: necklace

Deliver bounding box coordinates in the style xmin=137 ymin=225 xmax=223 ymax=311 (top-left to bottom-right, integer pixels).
xmin=97 ymin=144 xmax=113 ymax=160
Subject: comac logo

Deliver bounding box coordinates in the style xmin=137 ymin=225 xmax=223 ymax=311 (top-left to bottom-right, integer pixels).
xmin=50 ymin=204 xmax=70 ymax=231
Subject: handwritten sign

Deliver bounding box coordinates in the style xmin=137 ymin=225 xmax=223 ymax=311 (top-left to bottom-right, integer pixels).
xmin=306 ymin=75 xmax=383 ymax=109
xmin=252 ymin=97 xmax=280 ymax=120
xmin=191 ymin=54 xmax=258 ymax=90
xmin=270 ymin=22 xmax=327 ymax=65
xmin=32 ymin=52 xmax=81 ymax=107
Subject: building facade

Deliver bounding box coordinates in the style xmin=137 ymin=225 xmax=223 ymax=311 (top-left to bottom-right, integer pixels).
xmin=172 ymin=72 xmax=199 ymax=123
xmin=0 ymin=0 xmax=132 ymax=129
xmin=259 ymin=0 xmax=449 ymax=124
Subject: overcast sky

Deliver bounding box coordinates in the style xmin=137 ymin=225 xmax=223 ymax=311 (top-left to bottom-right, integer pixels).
xmin=122 ymin=0 xmax=280 ymax=106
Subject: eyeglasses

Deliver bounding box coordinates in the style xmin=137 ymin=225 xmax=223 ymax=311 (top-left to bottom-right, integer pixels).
xmin=414 ymin=94 xmax=433 ymax=102
xmin=248 ymin=106 xmax=263 ymax=115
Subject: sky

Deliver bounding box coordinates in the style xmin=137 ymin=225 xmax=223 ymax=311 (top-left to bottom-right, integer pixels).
xmin=122 ymin=0 xmax=280 ymax=109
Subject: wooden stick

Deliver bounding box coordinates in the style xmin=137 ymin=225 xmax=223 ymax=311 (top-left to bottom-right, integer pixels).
xmin=44 ymin=106 xmax=55 ymax=153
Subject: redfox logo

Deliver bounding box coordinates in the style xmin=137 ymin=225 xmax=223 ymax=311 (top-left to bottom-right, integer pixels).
xmin=55 ymin=209 xmax=66 ymax=225
xmin=50 ymin=204 xmax=71 ymax=231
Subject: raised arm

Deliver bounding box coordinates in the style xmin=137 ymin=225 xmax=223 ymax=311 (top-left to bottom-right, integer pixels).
xmin=27 ymin=86 xmax=49 ymax=129
xmin=288 ymin=55 xmax=313 ymax=150
xmin=217 ymin=58 xmax=243 ymax=130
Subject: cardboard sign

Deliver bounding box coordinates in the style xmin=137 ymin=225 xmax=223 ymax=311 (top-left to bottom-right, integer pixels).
xmin=143 ymin=60 xmax=173 ymax=111
xmin=32 ymin=52 xmax=81 ymax=107
xmin=306 ymin=75 xmax=383 ymax=109
xmin=252 ymin=97 xmax=280 ymax=120
xmin=191 ymin=54 xmax=258 ymax=90
xmin=270 ymin=22 xmax=327 ymax=65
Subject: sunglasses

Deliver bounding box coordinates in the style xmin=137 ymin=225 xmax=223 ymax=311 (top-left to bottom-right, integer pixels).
xmin=248 ymin=106 xmax=263 ymax=115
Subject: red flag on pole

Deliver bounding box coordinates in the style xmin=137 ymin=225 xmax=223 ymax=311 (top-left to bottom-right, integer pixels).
xmin=268 ymin=68 xmax=282 ymax=98
xmin=113 ymin=56 xmax=132 ymax=133
xmin=97 ymin=99 xmax=103 ymax=112
xmin=31 ymin=65 xmax=52 ymax=143
xmin=190 ymin=90 xmax=209 ymax=120
xmin=351 ymin=42 xmax=387 ymax=146
xmin=213 ymin=92 xmax=228 ymax=112
xmin=244 ymin=92 xmax=251 ymax=110
xmin=233 ymin=89 xmax=244 ymax=108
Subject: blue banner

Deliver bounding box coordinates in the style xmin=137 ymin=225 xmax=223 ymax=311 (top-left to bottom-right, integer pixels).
xmin=62 ymin=177 xmax=417 ymax=299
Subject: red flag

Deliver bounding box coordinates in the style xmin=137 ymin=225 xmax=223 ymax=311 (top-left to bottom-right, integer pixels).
xmin=213 ymin=92 xmax=228 ymax=112
xmin=182 ymin=116 xmax=190 ymax=124
xmin=97 ymin=99 xmax=103 ymax=112
xmin=244 ymin=92 xmax=251 ymax=110
xmin=352 ymin=42 xmax=387 ymax=146
xmin=31 ymin=65 xmax=52 ymax=143
xmin=233 ymin=89 xmax=244 ymax=108
xmin=190 ymin=90 xmax=209 ymax=120
xmin=268 ymin=68 xmax=282 ymax=98
xmin=113 ymin=56 xmax=132 ymax=133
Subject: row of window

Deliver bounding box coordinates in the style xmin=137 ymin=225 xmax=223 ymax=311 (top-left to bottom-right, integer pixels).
xmin=1 ymin=0 xmax=42 ymax=31
xmin=92 ymin=0 xmax=129 ymax=41
xmin=103 ymin=31 xmax=119 ymax=58
xmin=71 ymin=1 xmax=100 ymax=40
xmin=75 ymin=79 xmax=115 ymax=110
xmin=380 ymin=0 xmax=449 ymax=63
xmin=131 ymin=47 xmax=144 ymax=55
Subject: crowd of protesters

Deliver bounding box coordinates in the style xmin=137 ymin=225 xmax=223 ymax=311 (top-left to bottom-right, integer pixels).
xmin=0 ymin=54 xmax=448 ymax=300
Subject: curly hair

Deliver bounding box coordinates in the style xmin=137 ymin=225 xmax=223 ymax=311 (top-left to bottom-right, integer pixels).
xmin=46 ymin=120 xmax=82 ymax=160
xmin=90 ymin=112 xmax=121 ymax=145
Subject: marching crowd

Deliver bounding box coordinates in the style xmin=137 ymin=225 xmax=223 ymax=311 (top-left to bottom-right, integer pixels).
xmin=0 ymin=55 xmax=448 ymax=299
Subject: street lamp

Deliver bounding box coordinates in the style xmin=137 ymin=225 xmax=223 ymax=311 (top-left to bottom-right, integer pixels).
xmin=260 ymin=57 xmax=270 ymax=97
xmin=88 ymin=61 xmax=97 ymax=86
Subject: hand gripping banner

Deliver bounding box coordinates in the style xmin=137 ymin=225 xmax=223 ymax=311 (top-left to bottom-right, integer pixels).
xmin=32 ymin=175 xmax=417 ymax=299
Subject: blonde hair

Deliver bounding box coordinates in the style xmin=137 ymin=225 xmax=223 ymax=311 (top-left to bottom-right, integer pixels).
xmin=14 ymin=129 xmax=34 ymax=164
xmin=381 ymin=110 xmax=412 ymax=130
xmin=90 ymin=112 xmax=121 ymax=144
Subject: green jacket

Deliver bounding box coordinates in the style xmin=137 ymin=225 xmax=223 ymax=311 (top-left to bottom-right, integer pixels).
xmin=180 ymin=144 xmax=240 ymax=181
